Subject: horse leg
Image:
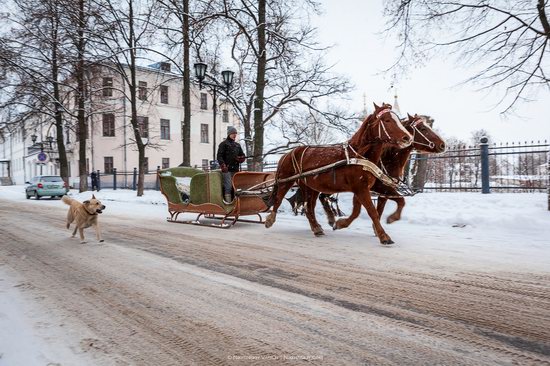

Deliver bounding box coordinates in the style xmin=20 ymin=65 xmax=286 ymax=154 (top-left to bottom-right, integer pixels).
xmin=334 ymin=195 xmax=362 ymax=230
xmin=373 ymin=196 xmax=388 ymax=235
xmin=303 ymin=188 xmax=324 ymax=236
xmin=319 ymin=194 xmax=336 ymax=227
xmin=387 ymin=197 xmax=405 ymax=224
xmin=356 ymin=190 xmax=394 ymax=245
xmin=265 ymin=181 xmax=294 ymax=228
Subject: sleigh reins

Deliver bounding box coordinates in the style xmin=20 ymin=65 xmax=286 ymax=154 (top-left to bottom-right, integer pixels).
xmin=275 ymin=109 xmax=408 ymax=188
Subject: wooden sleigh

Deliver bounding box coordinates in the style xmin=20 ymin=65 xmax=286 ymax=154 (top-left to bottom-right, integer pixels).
xmin=158 ymin=167 xmax=274 ymax=228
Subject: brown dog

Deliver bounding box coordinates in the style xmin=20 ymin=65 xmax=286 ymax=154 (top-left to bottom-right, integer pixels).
xmin=62 ymin=195 xmax=106 ymax=243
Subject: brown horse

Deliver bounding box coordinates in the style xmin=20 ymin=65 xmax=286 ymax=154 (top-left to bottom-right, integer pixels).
xmin=332 ymin=114 xmax=446 ymax=231
xmin=265 ymin=103 xmax=412 ymax=244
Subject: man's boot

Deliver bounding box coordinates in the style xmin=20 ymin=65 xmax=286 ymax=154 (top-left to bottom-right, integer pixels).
xmin=224 ymin=194 xmax=232 ymax=203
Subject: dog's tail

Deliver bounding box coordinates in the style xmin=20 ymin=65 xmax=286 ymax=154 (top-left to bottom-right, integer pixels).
xmin=62 ymin=195 xmax=73 ymax=206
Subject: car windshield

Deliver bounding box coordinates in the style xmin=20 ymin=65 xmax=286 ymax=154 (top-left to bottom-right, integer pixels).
xmin=41 ymin=176 xmax=63 ymax=182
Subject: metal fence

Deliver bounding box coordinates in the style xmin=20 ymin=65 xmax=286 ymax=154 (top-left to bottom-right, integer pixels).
xmin=89 ymin=140 xmax=549 ymax=194
xmin=409 ymin=140 xmax=549 ymax=192
xmin=90 ymin=167 xmax=161 ymax=191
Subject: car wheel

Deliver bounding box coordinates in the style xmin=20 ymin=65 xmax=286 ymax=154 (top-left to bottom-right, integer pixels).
xmin=26 ymin=192 xmax=30 ymax=199
xmin=34 ymin=191 xmax=40 ymax=200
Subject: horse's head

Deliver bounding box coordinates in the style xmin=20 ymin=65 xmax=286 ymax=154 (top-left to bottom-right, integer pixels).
xmin=366 ymin=103 xmax=412 ymax=148
xmin=404 ymin=114 xmax=446 ymax=153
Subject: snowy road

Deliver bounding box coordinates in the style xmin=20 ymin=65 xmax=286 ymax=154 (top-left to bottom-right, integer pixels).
xmin=1 ymin=193 xmax=550 ymax=365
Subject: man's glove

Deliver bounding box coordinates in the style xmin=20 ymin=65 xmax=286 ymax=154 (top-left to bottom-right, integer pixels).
xmin=220 ymin=163 xmax=228 ymax=173
xmin=237 ymin=155 xmax=246 ymax=163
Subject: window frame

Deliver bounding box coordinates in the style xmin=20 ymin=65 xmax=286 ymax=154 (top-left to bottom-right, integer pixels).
xmin=160 ymin=119 xmax=170 ymax=140
xmin=104 ymin=156 xmax=114 ymax=174
xmin=200 ymin=123 xmax=209 ymax=143
xmin=200 ymin=93 xmax=208 ymax=110
xmin=102 ymin=113 xmax=115 ymax=137
xmin=160 ymin=85 xmax=168 ymax=104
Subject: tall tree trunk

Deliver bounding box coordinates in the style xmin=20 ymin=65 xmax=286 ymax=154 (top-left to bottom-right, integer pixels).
xmin=50 ymin=6 xmax=69 ymax=187
xmin=128 ymin=0 xmax=145 ymax=196
xmin=76 ymin=0 xmax=88 ymax=192
xmin=252 ymin=0 xmax=266 ymax=171
xmin=182 ymin=0 xmax=191 ymax=166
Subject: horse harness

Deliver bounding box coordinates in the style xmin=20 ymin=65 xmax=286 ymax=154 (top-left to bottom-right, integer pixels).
xmin=277 ymin=142 xmax=401 ymax=190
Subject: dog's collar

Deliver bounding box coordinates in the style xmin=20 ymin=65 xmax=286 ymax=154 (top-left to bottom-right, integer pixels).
xmin=85 ymin=210 xmax=98 ymax=216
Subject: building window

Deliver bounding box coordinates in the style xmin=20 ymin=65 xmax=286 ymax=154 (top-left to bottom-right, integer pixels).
xmin=160 ymin=85 xmax=168 ymax=104
xmin=160 ymin=62 xmax=171 ymax=72
xmin=144 ymin=157 xmax=149 ymax=172
xmin=104 ymin=156 xmax=113 ymax=174
xmin=200 ymin=123 xmax=209 ymax=143
xmin=102 ymin=77 xmax=113 ymax=97
xmin=160 ymin=119 xmax=170 ymax=140
xmin=202 ymin=159 xmax=209 ymax=170
xmin=138 ymin=81 xmax=147 ymax=100
xmin=162 ymin=158 xmax=170 ymax=169
xmin=222 ymin=109 xmax=229 ymax=123
xmin=200 ymin=93 xmax=208 ymax=110
xmin=102 ymin=114 xmax=115 ymax=137
xmin=137 ymin=116 xmax=149 ymax=138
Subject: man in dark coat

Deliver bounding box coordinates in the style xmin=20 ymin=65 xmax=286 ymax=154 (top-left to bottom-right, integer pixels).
xmin=217 ymin=126 xmax=246 ymax=203
xmin=90 ymin=171 xmax=99 ymax=191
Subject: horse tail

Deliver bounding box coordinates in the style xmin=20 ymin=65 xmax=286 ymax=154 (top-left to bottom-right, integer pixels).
xmin=265 ymin=151 xmax=294 ymax=208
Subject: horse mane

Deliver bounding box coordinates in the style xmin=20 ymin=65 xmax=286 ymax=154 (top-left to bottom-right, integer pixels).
xmin=348 ymin=113 xmax=375 ymax=149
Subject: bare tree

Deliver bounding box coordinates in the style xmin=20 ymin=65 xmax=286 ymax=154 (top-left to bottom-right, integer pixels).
xmin=91 ymin=0 xmax=160 ymax=196
xmin=384 ymin=0 xmax=550 ymax=113
xmin=0 ymin=0 xmax=72 ymax=185
xmin=155 ymin=0 xmax=196 ymax=166
xmin=202 ymin=0 xmax=354 ymax=170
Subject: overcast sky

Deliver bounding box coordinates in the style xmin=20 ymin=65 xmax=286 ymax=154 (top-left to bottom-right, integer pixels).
xmin=314 ymin=0 xmax=550 ymax=144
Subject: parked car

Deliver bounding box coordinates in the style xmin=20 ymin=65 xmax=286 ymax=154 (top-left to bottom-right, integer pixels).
xmin=25 ymin=175 xmax=68 ymax=200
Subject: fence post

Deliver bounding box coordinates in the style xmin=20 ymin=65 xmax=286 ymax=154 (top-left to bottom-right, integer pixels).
xmin=96 ymin=170 xmax=101 ymax=191
xmin=113 ymin=168 xmax=117 ymax=190
xmin=480 ymin=137 xmax=490 ymax=194
xmin=132 ymin=167 xmax=137 ymax=191
xmin=156 ymin=166 xmax=160 ymax=190
xmin=547 ymin=149 xmax=550 ymax=211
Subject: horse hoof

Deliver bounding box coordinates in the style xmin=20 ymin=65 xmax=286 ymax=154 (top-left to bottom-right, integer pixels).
xmin=314 ymin=231 xmax=325 ymax=237
xmin=333 ymin=220 xmax=346 ymax=230
xmin=265 ymin=215 xmax=275 ymax=228
xmin=387 ymin=216 xmax=399 ymax=224
xmin=381 ymin=239 xmax=394 ymax=245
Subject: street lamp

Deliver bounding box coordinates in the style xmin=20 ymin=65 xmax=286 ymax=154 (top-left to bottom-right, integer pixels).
xmin=46 ymin=135 xmax=54 ymax=150
xmin=193 ymin=62 xmax=234 ymax=161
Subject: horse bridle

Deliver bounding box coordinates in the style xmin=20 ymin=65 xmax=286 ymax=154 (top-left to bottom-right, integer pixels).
xmin=407 ymin=118 xmax=435 ymax=149
xmin=369 ymin=108 xmax=406 ymax=144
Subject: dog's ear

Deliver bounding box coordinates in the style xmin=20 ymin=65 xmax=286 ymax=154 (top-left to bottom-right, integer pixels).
xmin=83 ymin=200 xmax=90 ymax=204
xmin=92 ymin=194 xmax=96 ymax=199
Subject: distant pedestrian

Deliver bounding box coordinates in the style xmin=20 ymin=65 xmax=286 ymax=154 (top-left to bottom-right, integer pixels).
xmin=90 ymin=171 xmax=99 ymax=191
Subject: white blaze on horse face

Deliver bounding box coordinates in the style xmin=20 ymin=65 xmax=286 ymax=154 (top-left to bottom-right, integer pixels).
xmin=390 ymin=111 xmax=412 ymax=147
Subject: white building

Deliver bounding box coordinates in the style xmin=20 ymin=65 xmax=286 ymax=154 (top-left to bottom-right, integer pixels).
xmin=0 ymin=62 xmax=239 ymax=186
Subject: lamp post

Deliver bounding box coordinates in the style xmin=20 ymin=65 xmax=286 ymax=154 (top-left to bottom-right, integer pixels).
xmin=46 ymin=135 xmax=54 ymax=150
xmin=193 ymin=62 xmax=234 ymax=162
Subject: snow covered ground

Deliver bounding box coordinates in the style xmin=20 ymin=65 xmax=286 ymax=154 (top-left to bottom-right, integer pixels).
xmin=1 ymin=185 xmax=549 ymax=365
